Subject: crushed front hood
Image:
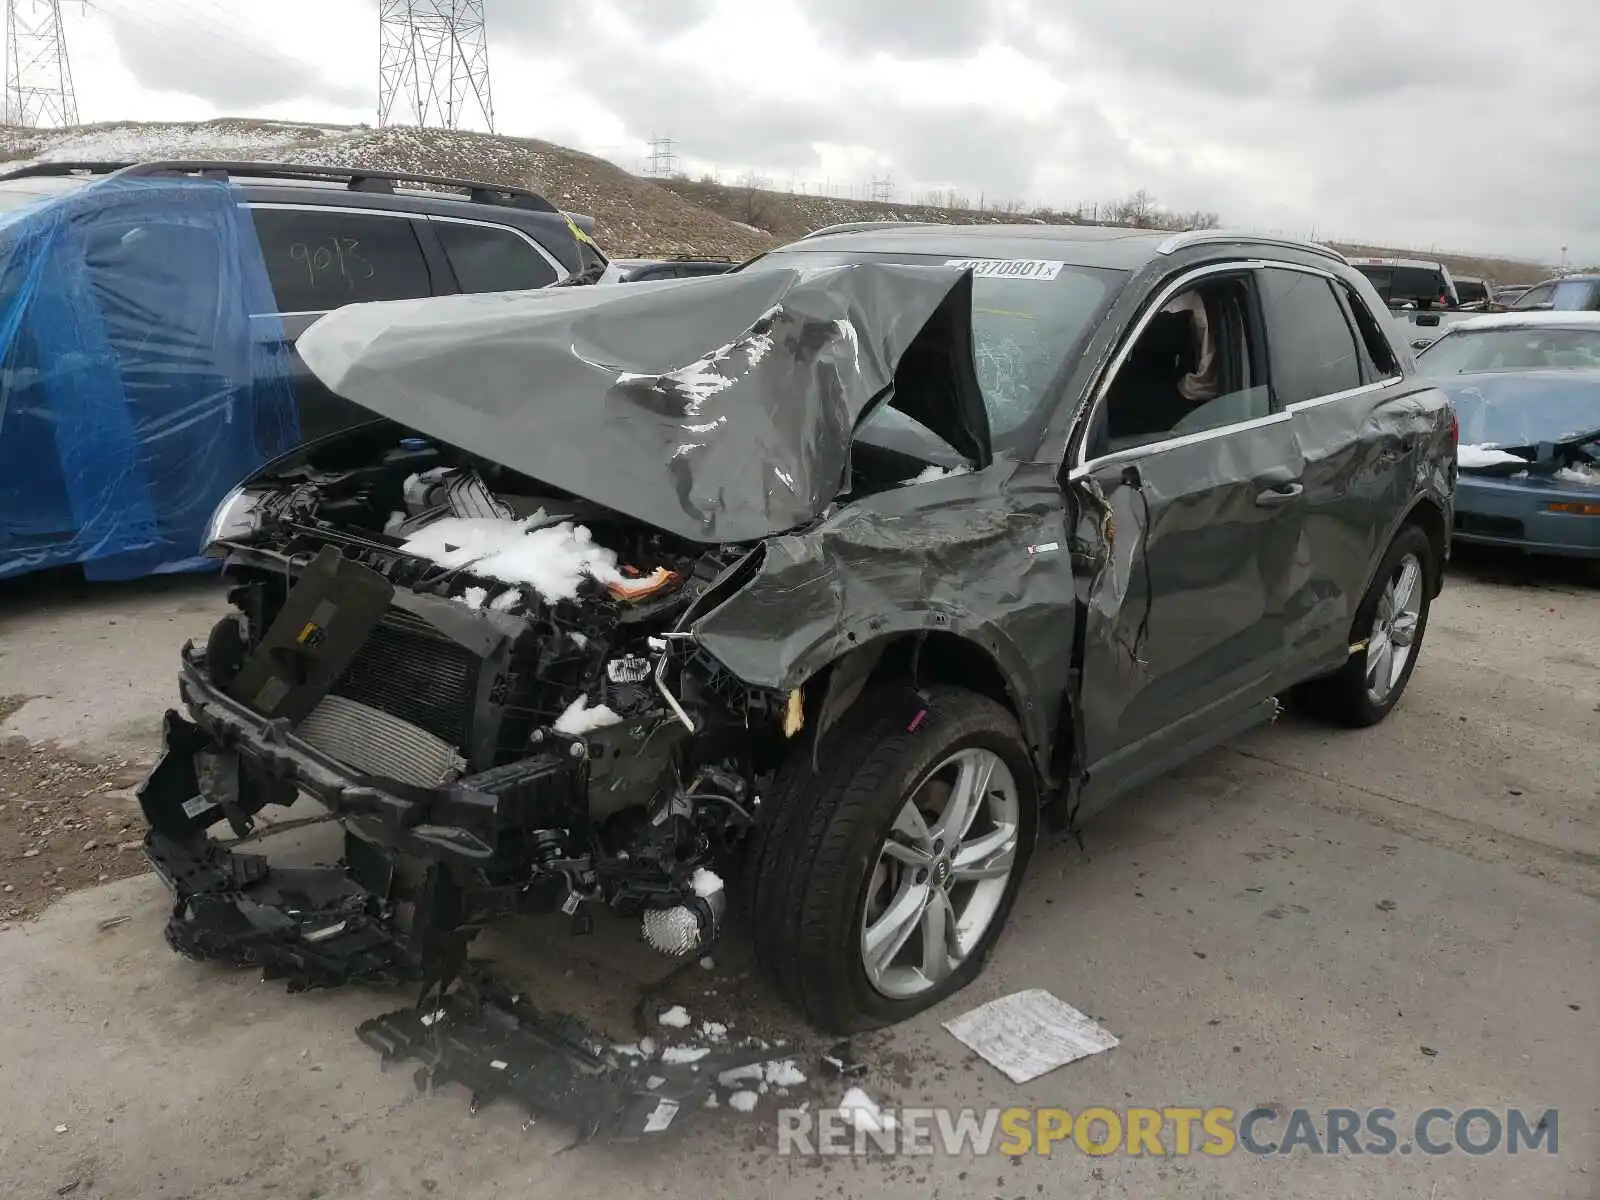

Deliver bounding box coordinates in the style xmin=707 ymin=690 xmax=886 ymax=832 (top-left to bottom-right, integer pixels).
xmin=296 ymin=263 xmax=990 ymax=544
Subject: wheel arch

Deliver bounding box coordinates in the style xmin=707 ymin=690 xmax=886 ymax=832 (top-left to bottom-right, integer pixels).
xmin=800 ymin=627 xmax=1065 ymax=791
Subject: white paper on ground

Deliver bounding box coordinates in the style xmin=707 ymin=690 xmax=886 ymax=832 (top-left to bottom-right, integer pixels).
xmin=942 ymin=989 xmax=1119 ymax=1083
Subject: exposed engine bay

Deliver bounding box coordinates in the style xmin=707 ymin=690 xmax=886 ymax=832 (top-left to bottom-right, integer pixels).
xmin=136 ymin=429 xmax=829 ymax=990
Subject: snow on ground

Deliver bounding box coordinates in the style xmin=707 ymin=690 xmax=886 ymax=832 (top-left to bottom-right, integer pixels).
xmin=659 ymin=1046 xmax=711 ymax=1065
xmin=658 ymin=1005 xmax=692 ymax=1029
xmin=837 ymin=1087 xmax=896 ymax=1133
xmin=728 ymin=1091 xmax=759 ymax=1113
xmin=1458 ymin=444 xmax=1527 ymax=469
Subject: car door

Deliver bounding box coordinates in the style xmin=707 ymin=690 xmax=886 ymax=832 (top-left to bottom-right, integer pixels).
xmin=247 ymin=205 xmax=440 ymax=442
xmin=1270 ymin=266 xmax=1441 ymax=677
xmin=1066 ymin=263 xmax=1306 ymax=813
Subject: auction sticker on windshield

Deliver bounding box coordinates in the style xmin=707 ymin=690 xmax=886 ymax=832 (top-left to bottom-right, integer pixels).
xmin=945 ymin=258 xmax=1066 ymax=281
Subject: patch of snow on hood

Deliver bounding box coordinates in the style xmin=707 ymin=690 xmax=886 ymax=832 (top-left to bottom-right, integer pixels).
xmin=1458 ymin=444 xmax=1528 ymax=469
xmin=400 ymin=516 xmax=622 ymax=602
xmin=615 ymin=305 xmax=781 ymax=418
xmin=553 ymin=696 xmax=625 ymax=735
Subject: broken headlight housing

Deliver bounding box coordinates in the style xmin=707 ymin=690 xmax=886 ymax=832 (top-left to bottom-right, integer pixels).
xmin=201 ymin=484 xmax=263 ymax=554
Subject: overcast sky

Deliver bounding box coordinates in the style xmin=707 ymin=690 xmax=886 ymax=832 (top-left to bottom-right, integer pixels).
xmin=59 ymin=0 xmax=1600 ymax=263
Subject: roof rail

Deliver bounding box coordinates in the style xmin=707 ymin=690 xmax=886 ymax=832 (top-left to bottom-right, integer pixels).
xmin=799 ymin=219 xmax=947 ymax=241
xmin=1156 ymin=228 xmax=1348 ymax=264
xmin=0 ymin=159 xmax=563 ymax=215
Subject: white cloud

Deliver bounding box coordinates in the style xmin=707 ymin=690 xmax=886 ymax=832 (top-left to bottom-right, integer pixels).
xmin=44 ymin=0 xmax=1600 ymax=263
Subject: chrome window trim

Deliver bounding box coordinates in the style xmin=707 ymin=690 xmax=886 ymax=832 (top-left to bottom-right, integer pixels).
xmin=1066 ymin=410 xmax=1293 ymax=481
xmin=1070 ymin=259 xmax=1270 ymax=470
xmin=1071 ymin=256 xmax=1411 ymax=471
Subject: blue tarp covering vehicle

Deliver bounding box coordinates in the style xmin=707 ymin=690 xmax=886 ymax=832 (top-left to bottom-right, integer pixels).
xmin=0 ymin=176 xmax=298 ymax=580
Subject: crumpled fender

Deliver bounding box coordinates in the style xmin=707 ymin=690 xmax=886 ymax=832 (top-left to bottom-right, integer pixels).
xmin=690 ymin=460 xmax=1077 ymax=780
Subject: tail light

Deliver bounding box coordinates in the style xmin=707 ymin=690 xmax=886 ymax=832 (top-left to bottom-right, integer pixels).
xmin=1448 ymin=408 xmax=1459 ymax=443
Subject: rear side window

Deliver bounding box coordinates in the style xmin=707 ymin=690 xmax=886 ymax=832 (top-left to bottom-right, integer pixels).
xmin=1260 ymin=269 xmax=1363 ymax=404
xmin=1336 ymin=282 xmax=1401 ymax=380
xmin=433 ymin=221 xmax=558 ymax=293
xmin=250 ymin=208 xmax=433 ymax=313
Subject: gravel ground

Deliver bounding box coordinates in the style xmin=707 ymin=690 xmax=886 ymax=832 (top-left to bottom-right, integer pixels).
xmin=0 ymin=549 xmax=1594 ymax=1199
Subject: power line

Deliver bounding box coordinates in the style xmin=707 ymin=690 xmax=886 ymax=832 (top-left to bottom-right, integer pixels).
xmin=5 ymin=0 xmax=78 ymax=127
xmin=378 ymin=0 xmax=495 ymax=133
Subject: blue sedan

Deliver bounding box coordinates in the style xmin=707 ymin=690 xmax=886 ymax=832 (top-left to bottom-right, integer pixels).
xmin=1417 ymin=312 xmax=1600 ymax=558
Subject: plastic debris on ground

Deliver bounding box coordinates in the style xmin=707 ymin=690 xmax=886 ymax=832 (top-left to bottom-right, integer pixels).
xmin=942 ymin=988 xmax=1120 ymax=1084
xmin=399 ymin=516 xmax=624 ymax=601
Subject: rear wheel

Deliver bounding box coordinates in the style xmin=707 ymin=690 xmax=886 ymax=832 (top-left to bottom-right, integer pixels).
xmin=1296 ymin=523 xmax=1437 ymax=727
xmin=746 ymin=684 xmax=1037 ymax=1033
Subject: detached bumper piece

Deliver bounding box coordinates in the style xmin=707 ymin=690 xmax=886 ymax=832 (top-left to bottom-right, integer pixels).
xmin=145 ymin=830 xmax=434 ymax=991
xmin=358 ymin=973 xmax=698 ymax=1143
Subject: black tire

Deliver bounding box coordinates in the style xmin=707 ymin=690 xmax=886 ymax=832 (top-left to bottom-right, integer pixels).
xmin=746 ymin=683 xmax=1037 ymax=1033
xmin=1295 ymin=523 xmax=1438 ymax=728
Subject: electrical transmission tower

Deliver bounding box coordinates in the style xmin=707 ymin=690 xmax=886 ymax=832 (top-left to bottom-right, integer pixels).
xmin=646 ymin=135 xmax=677 ymax=177
xmin=5 ymin=0 xmax=78 ymax=128
xmin=377 ymin=0 xmax=495 ymax=133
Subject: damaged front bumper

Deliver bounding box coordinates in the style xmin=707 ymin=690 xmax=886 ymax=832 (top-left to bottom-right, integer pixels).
xmin=138 ymin=647 xmax=596 ymax=990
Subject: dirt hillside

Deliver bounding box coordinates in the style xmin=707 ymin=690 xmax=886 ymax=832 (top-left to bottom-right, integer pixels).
xmin=0 ymin=118 xmax=1555 ymax=281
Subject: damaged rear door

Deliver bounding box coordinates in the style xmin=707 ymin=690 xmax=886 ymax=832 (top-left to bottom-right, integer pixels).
xmin=1066 ymin=263 xmax=1306 ymax=815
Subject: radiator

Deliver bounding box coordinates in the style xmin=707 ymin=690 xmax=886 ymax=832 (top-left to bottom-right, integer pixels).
xmin=297 ymin=694 xmax=464 ymax=787
xmin=329 ymin=610 xmax=478 ymax=749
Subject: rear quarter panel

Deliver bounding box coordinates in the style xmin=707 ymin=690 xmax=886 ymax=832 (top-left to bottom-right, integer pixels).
xmin=1288 ymin=374 xmax=1454 ymax=670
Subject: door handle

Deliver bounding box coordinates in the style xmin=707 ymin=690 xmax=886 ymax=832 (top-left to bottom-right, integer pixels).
xmin=1255 ymin=482 xmax=1304 ymax=507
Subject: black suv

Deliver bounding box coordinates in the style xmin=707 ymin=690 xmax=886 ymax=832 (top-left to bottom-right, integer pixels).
xmin=0 ymin=160 xmax=607 ymax=442
xmin=141 ymin=223 xmax=1456 ymax=1048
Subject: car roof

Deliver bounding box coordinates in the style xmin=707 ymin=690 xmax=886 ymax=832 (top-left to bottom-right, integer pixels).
xmin=1451 ymin=310 xmax=1600 ymax=332
xmin=774 ymin=222 xmax=1344 ymax=272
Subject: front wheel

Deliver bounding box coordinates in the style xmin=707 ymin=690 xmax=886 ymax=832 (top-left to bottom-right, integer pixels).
xmin=1296 ymin=523 xmax=1438 ymax=727
xmin=746 ymin=684 xmax=1037 ymax=1033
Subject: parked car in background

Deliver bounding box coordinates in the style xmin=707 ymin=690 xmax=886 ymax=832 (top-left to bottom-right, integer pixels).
xmin=1510 ymin=273 xmax=1600 ymax=312
xmin=1349 ymin=256 xmax=1469 ymax=351
xmin=1452 ymin=275 xmax=1493 ymax=310
xmin=142 ymin=224 xmax=1454 ymax=1040
xmin=1348 ymin=256 xmax=1460 ymax=309
xmin=1494 ymin=284 xmax=1532 ymax=306
xmin=1418 ymin=311 xmax=1600 ymax=558
xmin=0 ymin=160 xmax=607 ymax=580
xmin=597 ymin=255 xmax=735 ymax=283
